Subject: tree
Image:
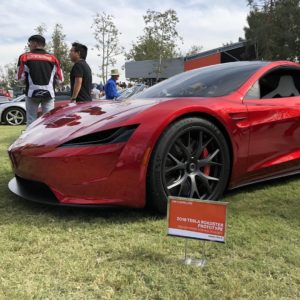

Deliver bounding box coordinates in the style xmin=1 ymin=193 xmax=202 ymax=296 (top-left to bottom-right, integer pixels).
xmin=3 ymin=23 xmax=70 ymax=92
xmin=126 ymin=9 xmax=182 ymax=80
xmin=244 ymin=0 xmax=300 ymax=60
xmin=48 ymin=24 xmax=72 ymax=86
xmin=5 ymin=62 xmax=18 ymax=88
xmin=23 ymin=23 xmax=49 ymax=53
xmin=126 ymin=9 xmax=182 ymax=62
xmin=92 ymin=12 xmax=124 ymax=83
xmin=35 ymin=23 xmax=47 ymax=36
xmin=0 ymin=61 xmax=20 ymax=90
xmin=185 ymin=45 xmax=203 ymax=57
xmin=0 ymin=66 xmax=9 ymax=90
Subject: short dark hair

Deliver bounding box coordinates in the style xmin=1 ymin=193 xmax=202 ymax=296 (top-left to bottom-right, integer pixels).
xmin=28 ymin=35 xmax=46 ymax=47
xmin=72 ymin=42 xmax=88 ymax=60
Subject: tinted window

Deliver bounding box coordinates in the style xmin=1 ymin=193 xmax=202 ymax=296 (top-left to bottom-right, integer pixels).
xmin=134 ymin=62 xmax=266 ymax=99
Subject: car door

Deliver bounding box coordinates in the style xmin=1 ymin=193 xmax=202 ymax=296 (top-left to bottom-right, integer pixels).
xmin=243 ymin=67 xmax=300 ymax=182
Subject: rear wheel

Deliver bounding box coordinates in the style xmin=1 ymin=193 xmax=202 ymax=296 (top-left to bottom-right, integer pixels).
xmin=147 ymin=117 xmax=230 ymax=214
xmin=3 ymin=108 xmax=26 ymax=125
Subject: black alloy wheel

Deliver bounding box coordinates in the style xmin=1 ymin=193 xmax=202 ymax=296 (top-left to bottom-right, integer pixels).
xmin=4 ymin=108 xmax=26 ymax=125
xmin=147 ymin=117 xmax=230 ymax=213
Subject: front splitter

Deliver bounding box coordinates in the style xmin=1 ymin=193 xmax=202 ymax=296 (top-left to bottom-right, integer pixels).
xmin=8 ymin=176 xmax=113 ymax=208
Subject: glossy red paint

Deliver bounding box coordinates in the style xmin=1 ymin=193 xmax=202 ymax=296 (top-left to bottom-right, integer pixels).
xmin=37 ymin=99 xmax=70 ymax=117
xmin=8 ymin=61 xmax=300 ymax=208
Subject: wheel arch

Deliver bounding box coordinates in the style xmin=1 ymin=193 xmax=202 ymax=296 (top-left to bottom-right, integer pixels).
xmin=148 ymin=112 xmax=233 ymax=173
xmin=170 ymin=112 xmax=233 ymax=167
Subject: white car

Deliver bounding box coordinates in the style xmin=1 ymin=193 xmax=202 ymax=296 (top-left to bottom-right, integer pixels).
xmin=0 ymin=95 xmax=26 ymax=125
xmin=0 ymin=95 xmax=12 ymax=104
xmin=0 ymin=93 xmax=71 ymax=125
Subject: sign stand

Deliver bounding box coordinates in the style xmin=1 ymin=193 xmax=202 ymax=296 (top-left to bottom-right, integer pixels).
xmin=167 ymin=196 xmax=228 ymax=268
xmin=183 ymin=239 xmax=207 ymax=267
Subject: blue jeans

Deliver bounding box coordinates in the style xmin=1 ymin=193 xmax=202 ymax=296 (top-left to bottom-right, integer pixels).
xmin=25 ymin=97 xmax=54 ymax=126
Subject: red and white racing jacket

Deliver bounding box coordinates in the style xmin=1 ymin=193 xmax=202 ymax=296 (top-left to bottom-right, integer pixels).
xmin=17 ymin=49 xmax=64 ymax=99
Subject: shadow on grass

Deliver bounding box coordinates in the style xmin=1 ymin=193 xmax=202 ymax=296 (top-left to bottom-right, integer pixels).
xmin=112 ymin=247 xmax=180 ymax=265
xmin=223 ymin=174 xmax=300 ymax=220
xmin=0 ymin=172 xmax=164 ymax=226
xmin=0 ymin=189 xmax=164 ymax=226
xmin=1 ymin=172 xmax=300 ymax=226
xmin=227 ymin=173 xmax=300 ymax=195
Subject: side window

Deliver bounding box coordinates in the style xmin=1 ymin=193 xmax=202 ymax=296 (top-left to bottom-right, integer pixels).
xmin=244 ymin=81 xmax=260 ymax=99
xmin=244 ymin=68 xmax=300 ymax=100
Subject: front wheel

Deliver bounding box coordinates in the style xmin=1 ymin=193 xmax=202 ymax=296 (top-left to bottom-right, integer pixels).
xmin=147 ymin=117 xmax=231 ymax=214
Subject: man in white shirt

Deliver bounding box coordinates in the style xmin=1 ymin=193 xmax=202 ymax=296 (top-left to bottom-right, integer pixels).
xmin=91 ymin=84 xmax=100 ymax=99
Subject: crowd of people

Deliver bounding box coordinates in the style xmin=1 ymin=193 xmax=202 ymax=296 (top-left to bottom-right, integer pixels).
xmin=17 ymin=34 xmax=132 ymax=126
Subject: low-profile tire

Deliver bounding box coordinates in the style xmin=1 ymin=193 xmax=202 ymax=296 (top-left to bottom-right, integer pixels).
xmin=147 ymin=117 xmax=231 ymax=214
xmin=3 ymin=107 xmax=26 ymax=125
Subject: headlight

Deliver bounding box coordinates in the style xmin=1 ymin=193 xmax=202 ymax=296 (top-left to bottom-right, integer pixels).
xmin=59 ymin=124 xmax=139 ymax=147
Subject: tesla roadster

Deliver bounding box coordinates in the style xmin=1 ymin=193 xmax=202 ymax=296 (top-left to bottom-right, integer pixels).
xmin=8 ymin=61 xmax=300 ymax=213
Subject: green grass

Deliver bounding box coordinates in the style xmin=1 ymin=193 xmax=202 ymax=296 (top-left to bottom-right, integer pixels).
xmin=0 ymin=125 xmax=299 ymax=300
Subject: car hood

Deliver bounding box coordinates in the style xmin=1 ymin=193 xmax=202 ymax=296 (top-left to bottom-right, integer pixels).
xmin=0 ymin=101 xmax=25 ymax=110
xmin=10 ymin=99 xmax=162 ymax=149
xmin=0 ymin=100 xmax=10 ymax=105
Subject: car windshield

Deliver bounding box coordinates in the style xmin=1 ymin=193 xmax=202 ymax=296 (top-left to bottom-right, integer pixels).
xmin=117 ymin=84 xmax=147 ymax=100
xmin=133 ymin=62 xmax=267 ymax=99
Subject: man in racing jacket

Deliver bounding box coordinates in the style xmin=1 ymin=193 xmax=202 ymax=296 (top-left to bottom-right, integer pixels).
xmin=17 ymin=35 xmax=64 ymax=126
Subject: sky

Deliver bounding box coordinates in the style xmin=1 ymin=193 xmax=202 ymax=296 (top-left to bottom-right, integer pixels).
xmin=0 ymin=0 xmax=250 ymax=82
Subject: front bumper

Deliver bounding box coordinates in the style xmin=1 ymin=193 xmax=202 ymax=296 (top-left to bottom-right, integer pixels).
xmin=8 ymin=176 xmax=116 ymax=207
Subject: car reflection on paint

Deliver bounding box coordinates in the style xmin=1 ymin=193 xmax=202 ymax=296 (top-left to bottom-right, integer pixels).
xmin=0 ymin=93 xmax=71 ymax=126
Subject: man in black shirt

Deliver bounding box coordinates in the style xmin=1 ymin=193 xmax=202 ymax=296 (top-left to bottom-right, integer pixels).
xmin=69 ymin=42 xmax=92 ymax=102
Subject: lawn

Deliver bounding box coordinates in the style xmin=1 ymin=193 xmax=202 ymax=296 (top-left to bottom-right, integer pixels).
xmin=0 ymin=125 xmax=299 ymax=300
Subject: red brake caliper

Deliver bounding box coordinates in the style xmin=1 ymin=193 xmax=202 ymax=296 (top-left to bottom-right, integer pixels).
xmin=201 ymin=148 xmax=210 ymax=176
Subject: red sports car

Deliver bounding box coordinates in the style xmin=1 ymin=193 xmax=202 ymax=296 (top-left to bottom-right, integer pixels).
xmin=8 ymin=61 xmax=300 ymax=213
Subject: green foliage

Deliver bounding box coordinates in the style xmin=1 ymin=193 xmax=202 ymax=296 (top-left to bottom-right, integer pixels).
xmin=126 ymin=35 xmax=166 ymax=61
xmin=0 ymin=61 xmax=22 ymax=90
xmin=0 ymin=125 xmax=300 ymax=299
xmin=244 ymin=0 xmax=300 ymax=60
xmin=48 ymin=24 xmax=72 ymax=86
xmin=126 ymin=9 xmax=182 ymax=61
xmin=0 ymin=66 xmax=11 ymax=90
xmin=34 ymin=23 xmax=47 ymax=36
xmin=92 ymin=12 xmax=124 ymax=83
xmin=1 ymin=23 xmax=71 ymax=91
xmin=24 ymin=23 xmax=49 ymax=53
